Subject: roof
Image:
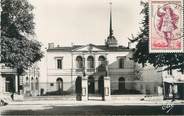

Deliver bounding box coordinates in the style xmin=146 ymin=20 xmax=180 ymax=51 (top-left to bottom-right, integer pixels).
xmin=47 ymin=44 xmax=132 ymax=52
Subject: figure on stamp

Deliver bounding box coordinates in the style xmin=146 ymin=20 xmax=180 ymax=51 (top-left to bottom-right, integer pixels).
xmin=157 ymin=5 xmax=179 ymax=47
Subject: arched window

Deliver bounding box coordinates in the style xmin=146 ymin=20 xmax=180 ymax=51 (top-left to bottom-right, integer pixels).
xmin=87 ymin=56 xmax=94 ymax=69
xmin=119 ymin=77 xmax=125 ymax=92
xmin=56 ymin=78 xmax=63 ymax=94
xmin=26 ymin=77 xmax=29 ymax=81
xmin=98 ymin=56 xmax=106 ymax=66
xmin=76 ymin=56 xmax=83 ymax=69
xmin=31 ymin=77 xmax=34 ymax=90
xmin=26 ymin=77 xmax=29 ymax=85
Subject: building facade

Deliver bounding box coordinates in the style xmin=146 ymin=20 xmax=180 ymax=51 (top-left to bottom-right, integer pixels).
xmin=162 ymin=70 xmax=184 ymax=99
xmin=42 ymin=3 xmax=163 ymax=101
xmin=0 ymin=64 xmax=20 ymax=101
xmin=0 ymin=63 xmax=40 ymax=102
xmin=0 ymin=64 xmax=18 ymax=95
xmin=21 ymin=63 xmax=40 ymax=97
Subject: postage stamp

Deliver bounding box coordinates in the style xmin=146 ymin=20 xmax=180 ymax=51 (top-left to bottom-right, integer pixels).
xmin=149 ymin=0 xmax=183 ymax=53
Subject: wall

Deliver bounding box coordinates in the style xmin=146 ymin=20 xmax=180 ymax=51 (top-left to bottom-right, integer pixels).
xmin=46 ymin=51 xmax=73 ymax=93
xmin=135 ymin=64 xmax=162 ymax=95
xmin=44 ymin=48 xmax=163 ymax=95
xmin=107 ymin=51 xmax=136 ymax=92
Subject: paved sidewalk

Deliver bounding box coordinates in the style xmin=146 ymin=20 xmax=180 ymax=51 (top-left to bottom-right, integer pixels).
xmin=1 ymin=98 xmax=184 ymax=115
xmin=8 ymin=99 xmax=184 ymax=106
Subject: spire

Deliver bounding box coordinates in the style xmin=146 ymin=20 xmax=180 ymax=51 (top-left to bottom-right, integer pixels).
xmin=109 ymin=2 xmax=113 ymax=36
xmin=105 ymin=2 xmax=118 ymax=47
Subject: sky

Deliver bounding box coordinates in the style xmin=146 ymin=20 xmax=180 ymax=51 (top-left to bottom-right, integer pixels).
xmin=30 ymin=0 xmax=143 ymax=48
xmin=29 ymin=0 xmax=143 ymax=82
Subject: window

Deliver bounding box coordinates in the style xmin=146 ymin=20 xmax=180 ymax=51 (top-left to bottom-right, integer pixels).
xmin=26 ymin=77 xmax=29 ymax=81
xmin=119 ymin=58 xmax=124 ymax=69
xmin=50 ymin=83 xmax=54 ymax=86
xmin=57 ymin=59 xmax=62 ymax=69
xmin=26 ymin=77 xmax=29 ymax=85
xmin=98 ymin=56 xmax=106 ymax=66
xmin=87 ymin=56 xmax=94 ymax=69
xmin=76 ymin=56 xmax=83 ymax=69
xmin=98 ymin=56 xmax=106 ymax=72
xmin=5 ymin=80 xmax=10 ymax=92
xmin=35 ymin=77 xmax=39 ymax=90
xmin=31 ymin=77 xmax=34 ymax=90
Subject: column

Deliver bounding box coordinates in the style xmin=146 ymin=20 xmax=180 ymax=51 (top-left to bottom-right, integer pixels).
xmin=82 ymin=76 xmax=88 ymax=101
xmin=95 ymin=78 xmax=98 ymax=93
xmin=104 ymin=76 xmax=111 ymax=101
xmin=15 ymin=75 xmax=18 ymax=93
xmin=95 ymin=55 xmax=99 ymax=69
xmin=0 ymin=72 xmax=2 ymax=94
xmin=2 ymin=77 xmax=5 ymax=93
xmin=84 ymin=55 xmax=87 ymax=72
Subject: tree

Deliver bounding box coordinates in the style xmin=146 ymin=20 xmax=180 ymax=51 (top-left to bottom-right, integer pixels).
xmin=1 ymin=0 xmax=43 ymax=92
xmin=129 ymin=1 xmax=184 ymax=101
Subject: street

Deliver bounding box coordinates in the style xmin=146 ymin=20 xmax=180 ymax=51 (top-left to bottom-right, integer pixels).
xmin=1 ymin=104 xmax=184 ymax=115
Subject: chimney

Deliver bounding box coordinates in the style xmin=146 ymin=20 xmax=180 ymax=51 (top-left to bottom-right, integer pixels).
xmin=128 ymin=42 xmax=131 ymax=48
xmin=48 ymin=43 xmax=54 ymax=49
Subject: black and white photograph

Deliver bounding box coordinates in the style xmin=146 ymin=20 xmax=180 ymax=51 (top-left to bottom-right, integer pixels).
xmin=0 ymin=0 xmax=184 ymax=115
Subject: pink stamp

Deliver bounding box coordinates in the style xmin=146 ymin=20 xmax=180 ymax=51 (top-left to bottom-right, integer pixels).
xmin=149 ymin=0 xmax=183 ymax=53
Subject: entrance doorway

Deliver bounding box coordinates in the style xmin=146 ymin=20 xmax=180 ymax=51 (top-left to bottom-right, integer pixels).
xmin=98 ymin=76 xmax=104 ymax=96
xmin=119 ymin=77 xmax=125 ymax=93
xmin=5 ymin=75 xmax=15 ymax=93
xmin=88 ymin=76 xmax=95 ymax=94
xmin=98 ymin=76 xmax=104 ymax=100
xmin=75 ymin=76 xmax=82 ymax=101
xmin=56 ymin=78 xmax=63 ymax=94
xmin=88 ymin=76 xmax=105 ymax=101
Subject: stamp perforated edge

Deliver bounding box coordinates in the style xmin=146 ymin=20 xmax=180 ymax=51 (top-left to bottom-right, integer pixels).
xmin=149 ymin=0 xmax=184 ymax=53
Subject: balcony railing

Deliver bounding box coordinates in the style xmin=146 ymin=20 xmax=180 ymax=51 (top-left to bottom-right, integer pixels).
xmin=96 ymin=65 xmax=106 ymax=72
xmin=75 ymin=68 xmax=84 ymax=72
xmin=86 ymin=68 xmax=95 ymax=72
xmin=75 ymin=61 xmax=108 ymax=73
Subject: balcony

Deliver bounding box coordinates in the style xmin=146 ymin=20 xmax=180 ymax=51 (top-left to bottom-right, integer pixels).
xmin=96 ymin=65 xmax=106 ymax=72
xmin=86 ymin=68 xmax=95 ymax=72
xmin=75 ymin=68 xmax=84 ymax=72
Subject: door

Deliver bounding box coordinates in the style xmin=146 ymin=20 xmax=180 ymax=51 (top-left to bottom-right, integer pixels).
xmin=88 ymin=76 xmax=95 ymax=94
xmin=5 ymin=75 xmax=15 ymax=93
xmin=75 ymin=76 xmax=82 ymax=100
xmin=119 ymin=77 xmax=125 ymax=93
xmin=98 ymin=76 xmax=104 ymax=96
xmin=56 ymin=78 xmax=63 ymax=94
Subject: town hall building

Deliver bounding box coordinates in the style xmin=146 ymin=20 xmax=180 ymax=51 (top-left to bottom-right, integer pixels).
xmin=44 ymin=3 xmax=162 ymax=101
